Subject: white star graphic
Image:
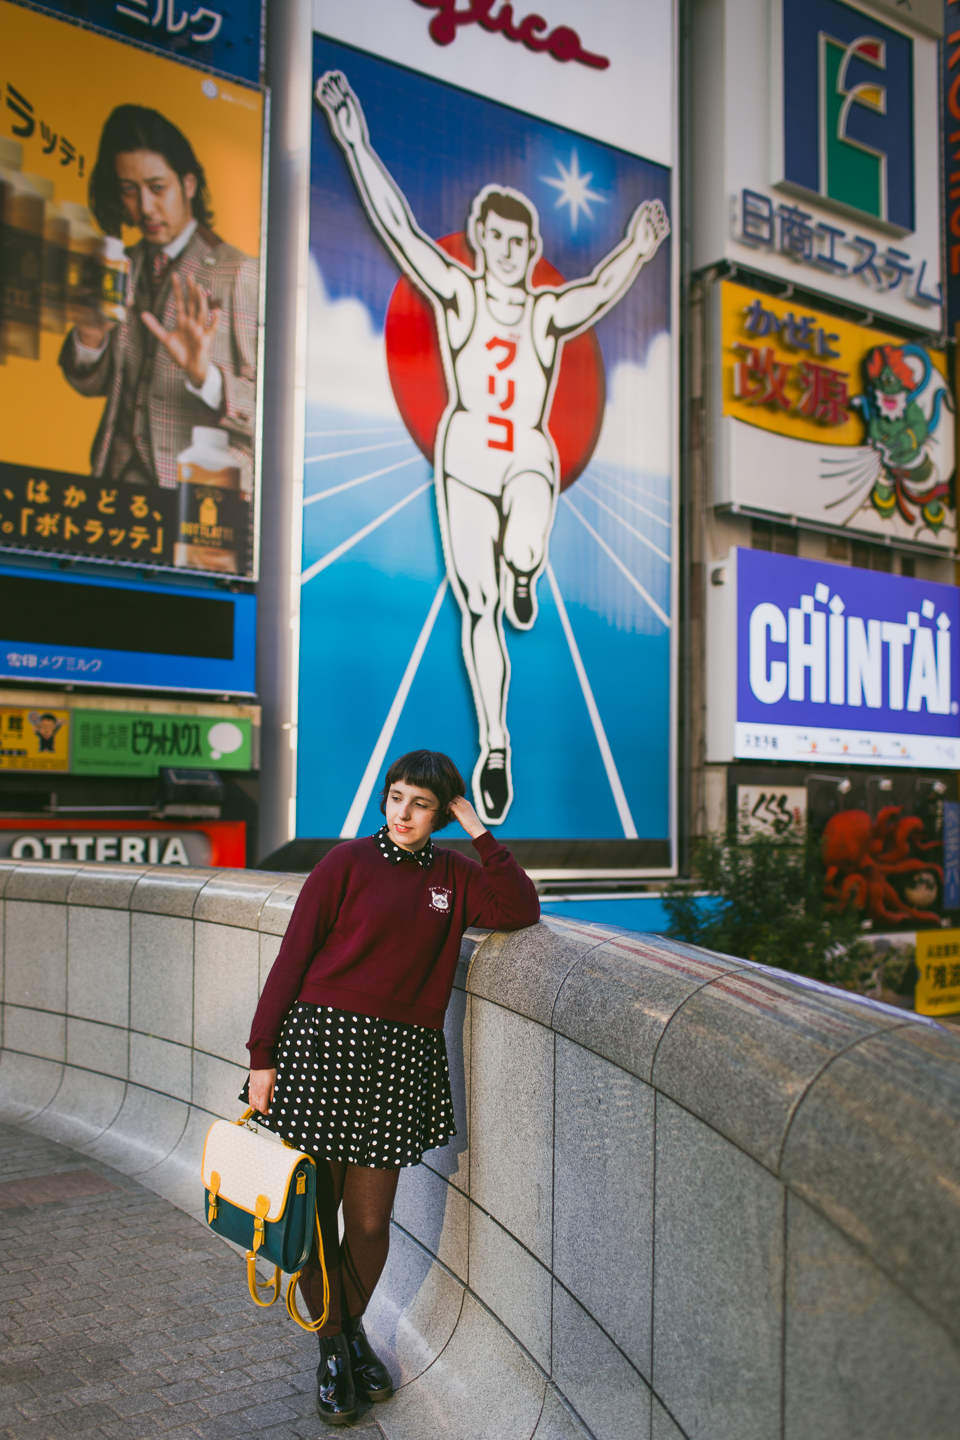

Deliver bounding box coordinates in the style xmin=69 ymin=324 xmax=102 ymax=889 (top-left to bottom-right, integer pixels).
xmin=540 ymin=149 xmax=607 ymax=232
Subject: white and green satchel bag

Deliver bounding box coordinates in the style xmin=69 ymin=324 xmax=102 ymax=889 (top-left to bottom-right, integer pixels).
xmin=201 ymin=1109 xmax=329 ymax=1331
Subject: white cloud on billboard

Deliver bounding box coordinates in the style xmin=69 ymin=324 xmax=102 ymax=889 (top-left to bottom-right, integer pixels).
xmin=307 ymin=259 xmax=400 ymax=419
xmin=593 ymin=331 xmax=671 ymax=476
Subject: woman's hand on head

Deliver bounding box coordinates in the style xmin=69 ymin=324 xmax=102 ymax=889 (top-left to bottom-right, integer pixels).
xmin=448 ymin=794 xmax=488 ymax=840
xmin=248 ymin=1068 xmax=276 ymax=1115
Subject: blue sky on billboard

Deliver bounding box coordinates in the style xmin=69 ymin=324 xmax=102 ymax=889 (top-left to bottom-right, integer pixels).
xmin=300 ymin=35 xmax=674 ymax=845
xmin=738 ymin=550 xmax=959 ymax=744
xmin=308 ymin=37 xmax=670 ymax=372
xmin=13 ymin=0 xmax=264 ymax=86
xmin=781 ymin=0 xmax=914 ymax=231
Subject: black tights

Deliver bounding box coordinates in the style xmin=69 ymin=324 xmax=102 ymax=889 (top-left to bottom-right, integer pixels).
xmin=297 ymin=1158 xmax=401 ymax=1337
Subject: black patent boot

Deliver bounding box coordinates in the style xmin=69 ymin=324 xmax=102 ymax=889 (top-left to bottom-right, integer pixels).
xmin=344 ymin=1314 xmax=393 ymax=1402
xmin=316 ymin=1332 xmax=357 ymax=1426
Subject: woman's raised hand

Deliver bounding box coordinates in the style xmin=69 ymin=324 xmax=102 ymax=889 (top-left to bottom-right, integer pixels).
xmin=248 ymin=1068 xmax=276 ymax=1115
xmin=448 ymin=794 xmax=488 ymax=839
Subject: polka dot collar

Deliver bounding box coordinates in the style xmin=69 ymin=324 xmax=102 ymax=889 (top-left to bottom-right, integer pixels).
xmin=375 ymin=823 xmax=435 ymax=870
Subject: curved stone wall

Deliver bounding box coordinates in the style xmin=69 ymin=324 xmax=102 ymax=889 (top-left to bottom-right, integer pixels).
xmin=0 ymin=856 xmax=958 ymax=1440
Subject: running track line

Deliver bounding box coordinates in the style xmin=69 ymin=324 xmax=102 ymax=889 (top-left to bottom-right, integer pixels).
xmin=304 ymin=437 xmax=415 ymax=465
xmin=562 ymin=496 xmax=671 ymax=628
xmin=340 ymin=578 xmax=450 ymax=838
xmin=303 ymin=454 xmax=426 ymax=507
xmin=589 ymin=461 xmax=672 ymax=512
xmin=546 ymin=564 xmax=638 ymax=839
xmin=583 ymin=469 xmax=672 ymax=528
xmin=576 ymin=485 xmax=672 ymax=563
xmin=300 ymin=482 xmax=433 ymax=586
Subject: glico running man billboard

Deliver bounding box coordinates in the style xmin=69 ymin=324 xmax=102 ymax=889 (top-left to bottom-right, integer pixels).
xmin=707 ymin=549 xmax=960 ymax=769
xmin=300 ymin=14 xmax=676 ymax=870
xmin=0 ymin=1 xmax=264 ymax=579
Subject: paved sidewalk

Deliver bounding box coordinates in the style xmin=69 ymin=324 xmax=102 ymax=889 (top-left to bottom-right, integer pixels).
xmin=0 ymin=1122 xmax=386 ymax=1439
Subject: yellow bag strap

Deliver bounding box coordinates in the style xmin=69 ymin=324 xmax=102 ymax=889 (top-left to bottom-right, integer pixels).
xmin=244 ymin=1194 xmax=280 ymax=1307
xmin=285 ymin=1212 xmax=331 ymax=1333
xmin=246 ymin=1254 xmax=282 ymax=1307
xmin=207 ymin=1171 xmax=221 ymax=1224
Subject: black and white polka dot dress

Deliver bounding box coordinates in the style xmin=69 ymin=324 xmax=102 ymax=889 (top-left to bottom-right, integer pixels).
xmin=243 ymin=1002 xmax=457 ymax=1168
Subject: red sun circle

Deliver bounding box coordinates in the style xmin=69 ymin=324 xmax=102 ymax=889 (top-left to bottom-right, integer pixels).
xmin=384 ymin=233 xmax=606 ymax=490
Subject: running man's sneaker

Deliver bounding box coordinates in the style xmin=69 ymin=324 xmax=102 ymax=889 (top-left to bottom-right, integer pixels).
xmin=505 ymin=567 xmax=538 ymax=630
xmin=473 ymin=747 xmax=513 ymax=825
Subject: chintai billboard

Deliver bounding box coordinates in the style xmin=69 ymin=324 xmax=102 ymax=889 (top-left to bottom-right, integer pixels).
xmin=707 ymin=548 xmax=960 ymax=768
xmin=297 ymin=4 xmax=678 ymax=874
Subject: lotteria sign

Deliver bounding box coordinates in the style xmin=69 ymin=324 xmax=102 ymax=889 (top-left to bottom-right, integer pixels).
xmin=731 ymin=549 xmax=960 ymax=767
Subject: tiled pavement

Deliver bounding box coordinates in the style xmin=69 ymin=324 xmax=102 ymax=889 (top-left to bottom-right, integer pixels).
xmin=0 ymin=1122 xmax=387 ymax=1439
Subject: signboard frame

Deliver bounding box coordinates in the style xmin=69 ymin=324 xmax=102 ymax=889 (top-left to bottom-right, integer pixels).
xmin=707 ymin=546 xmax=960 ymax=769
xmin=709 ymin=277 xmax=956 ymax=553
xmin=690 ymin=0 xmax=943 ymax=332
xmin=297 ymin=0 xmax=681 ymax=878
xmin=0 ymin=0 xmax=268 ymax=583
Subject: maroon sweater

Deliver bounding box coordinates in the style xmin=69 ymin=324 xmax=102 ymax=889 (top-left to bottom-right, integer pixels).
xmin=247 ymin=831 xmax=539 ymax=1069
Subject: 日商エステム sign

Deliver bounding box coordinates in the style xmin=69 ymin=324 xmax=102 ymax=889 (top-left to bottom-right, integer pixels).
xmin=699 ymin=0 xmax=943 ymax=329
xmin=707 ymin=548 xmax=960 ymax=769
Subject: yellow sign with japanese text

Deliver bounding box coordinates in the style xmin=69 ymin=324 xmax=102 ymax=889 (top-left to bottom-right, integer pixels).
xmin=0 ymin=0 xmax=263 ymax=577
xmin=0 ymin=706 xmax=70 ymax=771
xmin=721 ymin=280 xmax=949 ymax=444
xmin=717 ymin=280 xmax=956 ymax=549
xmin=915 ymin=928 xmax=960 ymax=1017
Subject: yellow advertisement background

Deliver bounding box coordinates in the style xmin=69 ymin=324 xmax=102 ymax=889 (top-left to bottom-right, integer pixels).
xmin=720 ymin=279 xmax=948 ymax=448
xmin=915 ymin=927 xmax=960 ymax=1017
xmin=0 ymin=706 xmax=70 ymax=771
xmin=0 ymin=1 xmax=264 ymax=474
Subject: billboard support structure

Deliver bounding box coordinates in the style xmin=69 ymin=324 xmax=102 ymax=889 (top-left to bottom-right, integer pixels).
xmin=255 ymin=0 xmax=313 ymax=862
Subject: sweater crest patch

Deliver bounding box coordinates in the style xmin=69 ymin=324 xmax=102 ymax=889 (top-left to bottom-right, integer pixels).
xmin=428 ymin=886 xmax=452 ymax=913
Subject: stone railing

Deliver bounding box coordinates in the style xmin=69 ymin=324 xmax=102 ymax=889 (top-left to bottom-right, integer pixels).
xmin=1 ymin=858 xmax=958 ymax=1440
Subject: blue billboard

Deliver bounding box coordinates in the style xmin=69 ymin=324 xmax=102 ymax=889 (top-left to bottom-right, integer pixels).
xmin=298 ymin=36 xmax=675 ymax=866
xmin=13 ymin=0 xmax=264 ymax=85
xmin=735 ymin=548 xmax=960 ymax=768
xmin=0 ymin=564 xmax=256 ymax=694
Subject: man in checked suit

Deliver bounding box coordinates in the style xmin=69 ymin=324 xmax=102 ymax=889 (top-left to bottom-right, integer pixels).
xmin=59 ymin=105 xmax=258 ymax=491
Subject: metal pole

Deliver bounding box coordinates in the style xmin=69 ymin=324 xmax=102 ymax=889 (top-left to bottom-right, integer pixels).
xmin=257 ymin=0 xmax=313 ymax=861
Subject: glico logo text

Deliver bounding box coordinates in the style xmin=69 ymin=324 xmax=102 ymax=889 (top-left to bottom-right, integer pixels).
xmin=781 ymin=0 xmax=914 ymax=232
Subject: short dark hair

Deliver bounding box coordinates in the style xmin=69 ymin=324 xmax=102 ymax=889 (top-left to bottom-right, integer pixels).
xmin=477 ymin=190 xmax=534 ymax=233
xmin=90 ymin=105 xmax=212 ymax=236
xmin=379 ymin=750 xmax=465 ymax=832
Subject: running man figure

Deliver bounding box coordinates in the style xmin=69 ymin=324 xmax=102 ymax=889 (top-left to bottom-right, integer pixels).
xmin=317 ymin=71 xmax=669 ymax=825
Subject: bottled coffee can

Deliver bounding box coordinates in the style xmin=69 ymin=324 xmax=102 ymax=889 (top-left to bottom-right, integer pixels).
xmin=60 ymin=201 xmax=102 ymax=327
xmin=99 ymin=236 xmax=129 ymax=323
xmin=174 ymin=426 xmax=247 ymax=574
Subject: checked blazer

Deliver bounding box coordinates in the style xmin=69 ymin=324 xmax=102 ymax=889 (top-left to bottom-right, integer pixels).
xmin=59 ymin=225 xmax=259 ymax=490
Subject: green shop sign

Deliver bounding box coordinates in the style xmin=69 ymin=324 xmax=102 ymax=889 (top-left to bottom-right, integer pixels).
xmin=71 ymin=712 xmax=253 ymax=776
